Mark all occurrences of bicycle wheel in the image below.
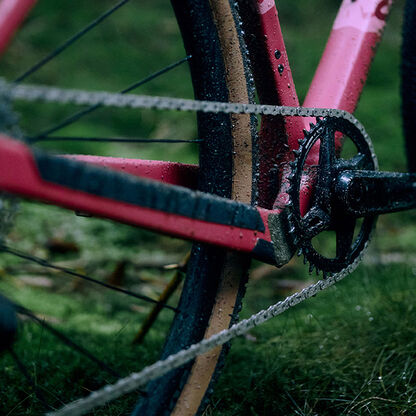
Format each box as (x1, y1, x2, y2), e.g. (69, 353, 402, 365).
(133, 1, 257, 415)
(0, 0, 257, 415)
(401, 0, 416, 173)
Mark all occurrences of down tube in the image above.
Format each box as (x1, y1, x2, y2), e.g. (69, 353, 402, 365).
(297, 0, 393, 213)
(304, 0, 393, 118)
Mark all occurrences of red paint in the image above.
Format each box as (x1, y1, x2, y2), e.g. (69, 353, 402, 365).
(255, 2, 306, 149)
(306, 0, 391, 119)
(251, 1, 309, 209)
(67, 155, 198, 189)
(256, 4, 299, 109)
(0, 0, 37, 56)
(254, 4, 305, 151)
(305, 30, 382, 120)
(302, 30, 381, 173)
(0, 135, 272, 254)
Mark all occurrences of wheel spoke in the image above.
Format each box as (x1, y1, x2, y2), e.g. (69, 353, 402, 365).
(0, 244, 178, 312)
(28, 136, 201, 144)
(15, 305, 121, 378)
(14, 0, 132, 83)
(29, 56, 191, 140)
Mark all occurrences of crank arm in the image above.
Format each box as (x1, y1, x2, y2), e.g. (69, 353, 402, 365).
(0, 135, 285, 264)
(335, 170, 416, 217)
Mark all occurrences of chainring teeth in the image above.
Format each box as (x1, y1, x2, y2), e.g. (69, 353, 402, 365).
(287, 116, 377, 278)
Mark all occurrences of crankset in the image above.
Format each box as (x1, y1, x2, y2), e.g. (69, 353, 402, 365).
(288, 116, 416, 276)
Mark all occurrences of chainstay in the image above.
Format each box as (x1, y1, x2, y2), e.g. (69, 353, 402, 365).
(0, 79, 376, 162)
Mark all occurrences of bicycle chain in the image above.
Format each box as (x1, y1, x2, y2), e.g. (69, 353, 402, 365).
(0, 78, 375, 144)
(0, 79, 377, 415)
(48, 250, 367, 416)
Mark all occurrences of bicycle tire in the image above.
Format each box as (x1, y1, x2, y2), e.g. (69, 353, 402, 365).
(132, 0, 258, 415)
(401, 0, 416, 172)
(0, 0, 256, 414)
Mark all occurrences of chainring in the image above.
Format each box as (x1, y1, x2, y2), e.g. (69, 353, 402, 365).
(288, 116, 378, 277)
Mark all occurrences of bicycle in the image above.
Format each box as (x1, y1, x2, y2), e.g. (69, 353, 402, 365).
(0, 0, 415, 415)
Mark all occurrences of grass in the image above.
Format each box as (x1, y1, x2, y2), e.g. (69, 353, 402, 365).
(0, 0, 415, 415)
(209, 263, 416, 415)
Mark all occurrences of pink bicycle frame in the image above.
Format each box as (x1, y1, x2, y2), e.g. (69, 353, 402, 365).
(0, 0, 393, 264)
(251, 0, 393, 210)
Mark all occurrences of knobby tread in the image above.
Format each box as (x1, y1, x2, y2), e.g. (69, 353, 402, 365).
(133, 0, 257, 415)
